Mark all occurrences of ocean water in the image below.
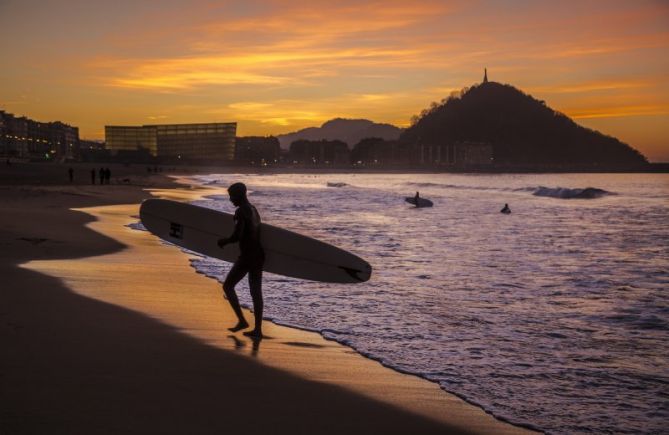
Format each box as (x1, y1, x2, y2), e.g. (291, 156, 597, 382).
(183, 173, 667, 434)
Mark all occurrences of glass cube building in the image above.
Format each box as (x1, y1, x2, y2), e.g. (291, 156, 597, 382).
(105, 122, 236, 160)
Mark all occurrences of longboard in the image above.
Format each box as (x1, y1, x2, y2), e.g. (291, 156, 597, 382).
(405, 197, 434, 207)
(139, 199, 372, 283)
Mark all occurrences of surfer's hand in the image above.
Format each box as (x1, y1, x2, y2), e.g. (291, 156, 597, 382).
(217, 238, 228, 248)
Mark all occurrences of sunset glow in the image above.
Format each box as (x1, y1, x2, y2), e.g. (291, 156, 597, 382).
(1, 0, 668, 160)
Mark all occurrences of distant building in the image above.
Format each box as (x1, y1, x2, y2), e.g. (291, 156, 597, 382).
(78, 139, 108, 162)
(351, 138, 407, 166)
(0, 110, 79, 160)
(289, 139, 349, 165)
(453, 141, 493, 165)
(105, 122, 236, 161)
(105, 126, 157, 156)
(49, 122, 79, 160)
(235, 136, 281, 165)
(79, 139, 106, 151)
(417, 141, 493, 166)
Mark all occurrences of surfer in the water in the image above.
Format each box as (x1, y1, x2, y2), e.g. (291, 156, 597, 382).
(217, 182, 265, 338)
(500, 203, 511, 214)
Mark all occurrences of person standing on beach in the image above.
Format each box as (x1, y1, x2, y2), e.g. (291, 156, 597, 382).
(99, 168, 105, 185)
(68, 167, 74, 183)
(217, 182, 265, 338)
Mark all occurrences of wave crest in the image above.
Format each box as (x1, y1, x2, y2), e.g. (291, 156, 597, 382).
(404, 182, 612, 199)
(531, 186, 612, 199)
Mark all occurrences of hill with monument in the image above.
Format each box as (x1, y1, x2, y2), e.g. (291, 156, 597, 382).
(400, 70, 648, 168)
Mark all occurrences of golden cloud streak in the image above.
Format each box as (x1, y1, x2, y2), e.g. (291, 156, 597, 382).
(567, 105, 669, 119)
(531, 80, 653, 94)
(96, 44, 433, 90)
(217, 88, 432, 132)
(112, 72, 287, 89)
(88, 1, 459, 91)
(203, 1, 451, 37)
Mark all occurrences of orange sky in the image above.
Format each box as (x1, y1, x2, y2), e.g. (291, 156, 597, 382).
(1, 0, 668, 161)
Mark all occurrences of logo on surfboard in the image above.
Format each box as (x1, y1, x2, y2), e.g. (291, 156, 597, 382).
(169, 222, 184, 239)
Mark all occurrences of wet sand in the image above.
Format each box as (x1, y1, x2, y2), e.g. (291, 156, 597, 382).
(0, 163, 534, 434)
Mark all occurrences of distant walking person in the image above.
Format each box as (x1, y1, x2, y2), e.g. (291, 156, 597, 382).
(68, 167, 74, 183)
(99, 168, 105, 185)
(217, 182, 265, 338)
(501, 203, 511, 214)
(105, 167, 111, 184)
(91, 169, 96, 185)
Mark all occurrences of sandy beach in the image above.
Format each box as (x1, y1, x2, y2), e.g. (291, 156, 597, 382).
(0, 162, 534, 434)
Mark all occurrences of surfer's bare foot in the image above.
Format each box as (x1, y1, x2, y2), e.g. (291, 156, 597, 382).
(243, 329, 263, 339)
(228, 320, 249, 332)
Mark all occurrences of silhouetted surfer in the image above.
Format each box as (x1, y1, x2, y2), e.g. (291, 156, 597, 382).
(218, 182, 265, 338)
(414, 191, 420, 207)
(500, 203, 511, 214)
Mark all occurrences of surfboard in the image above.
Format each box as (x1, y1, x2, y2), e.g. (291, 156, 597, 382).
(139, 199, 372, 283)
(405, 197, 433, 207)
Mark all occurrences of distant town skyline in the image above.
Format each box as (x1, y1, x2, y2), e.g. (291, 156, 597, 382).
(1, 0, 668, 161)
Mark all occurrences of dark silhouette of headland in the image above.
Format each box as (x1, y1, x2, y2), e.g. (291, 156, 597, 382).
(400, 70, 648, 170)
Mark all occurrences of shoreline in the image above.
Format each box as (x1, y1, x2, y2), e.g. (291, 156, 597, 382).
(1, 168, 535, 434)
(0, 161, 666, 182)
(150, 178, 532, 429)
(172, 177, 534, 430)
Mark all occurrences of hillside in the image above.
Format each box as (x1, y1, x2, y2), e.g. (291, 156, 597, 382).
(401, 82, 648, 167)
(277, 118, 402, 149)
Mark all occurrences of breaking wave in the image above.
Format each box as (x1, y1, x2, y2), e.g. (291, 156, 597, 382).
(530, 186, 612, 199)
(405, 182, 613, 199)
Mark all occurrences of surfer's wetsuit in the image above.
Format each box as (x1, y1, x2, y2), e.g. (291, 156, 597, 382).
(229, 203, 264, 260)
(222, 200, 265, 335)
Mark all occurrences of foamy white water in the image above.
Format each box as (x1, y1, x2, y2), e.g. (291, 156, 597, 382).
(174, 173, 667, 434)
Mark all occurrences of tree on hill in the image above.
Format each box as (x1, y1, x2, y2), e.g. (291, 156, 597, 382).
(401, 82, 647, 167)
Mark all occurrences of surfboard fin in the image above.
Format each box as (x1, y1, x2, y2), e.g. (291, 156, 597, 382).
(339, 265, 370, 282)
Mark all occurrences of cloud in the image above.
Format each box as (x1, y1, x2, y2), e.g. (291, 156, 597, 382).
(86, 0, 460, 91)
(567, 104, 669, 119)
(531, 79, 654, 94)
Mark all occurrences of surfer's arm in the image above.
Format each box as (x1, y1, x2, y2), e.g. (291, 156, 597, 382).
(227, 218, 245, 243)
(218, 212, 245, 247)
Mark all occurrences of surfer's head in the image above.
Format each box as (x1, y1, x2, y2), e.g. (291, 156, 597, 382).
(228, 182, 247, 206)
